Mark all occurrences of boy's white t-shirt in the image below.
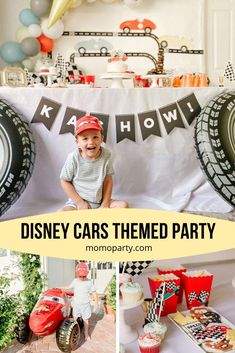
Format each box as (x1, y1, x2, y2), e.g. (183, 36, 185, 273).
(69, 278, 95, 306)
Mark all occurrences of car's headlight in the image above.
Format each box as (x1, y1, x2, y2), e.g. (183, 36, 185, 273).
(44, 321, 54, 328)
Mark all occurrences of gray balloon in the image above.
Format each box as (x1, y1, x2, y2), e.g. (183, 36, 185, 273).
(20, 37, 40, 56)
(30, 0, 52, 17)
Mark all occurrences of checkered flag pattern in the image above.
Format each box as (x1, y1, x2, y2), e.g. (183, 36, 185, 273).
(187, 325, 225, 344)
(147, 283, 164, 322)
(27, 73, 46, 86)
(165, 281, 175, 291)
(188, 291, 197, 303)
(65, 63, 83, 83)
(198, 290, 209, 303)
(55, 53, 68, 78)
(123, 261, 152, 277)
(224, 61, 235, 81)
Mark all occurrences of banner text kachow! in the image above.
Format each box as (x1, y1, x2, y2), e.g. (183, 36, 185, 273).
(20, 222, 216, 240)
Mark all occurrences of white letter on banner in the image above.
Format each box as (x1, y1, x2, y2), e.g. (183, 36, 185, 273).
(144, 118, 154, 129)
(40, 105, 53, 119)
(162, 109, 178, 123)
(120, 121, 131, 132)
(67, 115, 77, 126)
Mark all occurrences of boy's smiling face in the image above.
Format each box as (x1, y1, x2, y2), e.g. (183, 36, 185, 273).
(77, 129, 103, 160)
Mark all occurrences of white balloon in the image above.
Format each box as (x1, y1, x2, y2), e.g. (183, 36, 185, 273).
(41, 18, 64, 39)
(123, 0, 143, 7)
(71, 0, 83, 7)
(28, 24, 42, 38)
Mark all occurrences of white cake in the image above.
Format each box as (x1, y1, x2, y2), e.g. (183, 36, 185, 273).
(107, 49, 128, 73)
(107, 61, 128, 73)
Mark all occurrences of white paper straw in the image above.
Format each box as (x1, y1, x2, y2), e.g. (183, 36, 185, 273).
(157, 281, 166, 322)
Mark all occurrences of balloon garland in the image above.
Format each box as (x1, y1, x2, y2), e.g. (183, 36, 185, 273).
(0, 0, 144, 69)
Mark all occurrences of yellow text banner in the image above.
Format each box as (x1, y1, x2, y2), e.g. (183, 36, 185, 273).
(0, 209, 234, 261)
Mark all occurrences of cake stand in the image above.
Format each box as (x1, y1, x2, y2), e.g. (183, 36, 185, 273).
(99, 73, 134, 88)
(141, 74, 169, 88)
(119, 295, 144, 344)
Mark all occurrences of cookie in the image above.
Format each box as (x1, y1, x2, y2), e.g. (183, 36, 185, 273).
(202, 339, 233, 352)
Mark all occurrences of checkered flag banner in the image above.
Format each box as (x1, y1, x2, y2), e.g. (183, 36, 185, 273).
(188, 291, 197, 303)
(123, 261, 152, 277)
(147, 283, 165, 322)
(224, 61, 235, 81)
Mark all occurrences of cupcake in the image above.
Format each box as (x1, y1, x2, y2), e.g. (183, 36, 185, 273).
(138, 333, 161, 353)
(144, 322, 167, 340)
(120, 282, 143, 304)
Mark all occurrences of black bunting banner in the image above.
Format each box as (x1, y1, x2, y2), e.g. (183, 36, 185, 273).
(59, 107, 86, 135)
(90, 112, 109, 143)
(177, 93, 201, 125)
(138, 110, 161, 141)
(115, 114, 135, 143)
(31, 93, 202, 140)
(31, 97, 61, 130)
(159, 103, 185, 134)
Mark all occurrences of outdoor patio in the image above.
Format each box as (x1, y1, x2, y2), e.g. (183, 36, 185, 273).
(2, 312, 115, 353)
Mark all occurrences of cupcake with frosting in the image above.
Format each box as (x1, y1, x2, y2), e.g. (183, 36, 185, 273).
(144, 322, 167, 340)
(120, 282, 143, 304)
(138, 333, 161, 353)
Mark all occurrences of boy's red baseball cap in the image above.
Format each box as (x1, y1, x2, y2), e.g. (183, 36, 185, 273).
(76, 262, 89, 277)
(75, 115, 102, 136)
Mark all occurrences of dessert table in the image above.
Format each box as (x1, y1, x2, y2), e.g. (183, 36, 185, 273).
(0, 86, 233, 219)
(122, 259, 235, 353)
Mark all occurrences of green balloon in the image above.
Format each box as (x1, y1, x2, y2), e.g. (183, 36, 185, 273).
(30, 0, 52, 17)
(16, 26, 30, 43)
(22, 58, 35, 71)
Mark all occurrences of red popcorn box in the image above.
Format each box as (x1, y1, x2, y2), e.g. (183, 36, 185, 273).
(182, 270, 213, 309)
(157, 266, 187, 303)
(148, 274, 180, 316)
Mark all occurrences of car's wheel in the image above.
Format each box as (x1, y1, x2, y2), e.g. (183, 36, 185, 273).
(160, 40, 168, 48)
(123, 27, 130, 33)
(145, 27, 152, 33)
(195, 91, 235, 207)
(180, 45, 188, 52)
(100, 47, 108, 54)
(16, 314, 31, 344)
(56, 318, 81, 353)
(78, 47, 86, 54)
(0, 100, 36, 216)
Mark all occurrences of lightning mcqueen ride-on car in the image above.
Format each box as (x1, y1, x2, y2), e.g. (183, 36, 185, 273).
(16, 288, 83, 353)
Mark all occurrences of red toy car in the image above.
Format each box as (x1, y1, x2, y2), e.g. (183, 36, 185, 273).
(17, 288, 82, 353)
(120, 18, 156, 33)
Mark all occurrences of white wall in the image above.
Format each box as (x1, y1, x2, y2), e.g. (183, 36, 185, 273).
(0, 0, 205, 75)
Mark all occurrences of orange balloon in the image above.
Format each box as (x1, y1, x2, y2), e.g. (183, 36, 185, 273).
(37, 34, 54, 52)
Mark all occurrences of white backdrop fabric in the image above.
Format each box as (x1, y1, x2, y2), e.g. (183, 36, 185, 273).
(0, 86, 233, 219)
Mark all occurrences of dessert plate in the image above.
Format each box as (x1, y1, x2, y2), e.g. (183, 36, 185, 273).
(168, 306, 235, 353)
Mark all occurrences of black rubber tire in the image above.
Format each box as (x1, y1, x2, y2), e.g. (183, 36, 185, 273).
(160, 40, 168, 48)
(15, 314, 31, 344)
(195, 91, 235, 207)
(145, 27, 152, 33)
(56, 318, 81, 353)
(0, 99, 35, 216)
(180, 45, 188, 52)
